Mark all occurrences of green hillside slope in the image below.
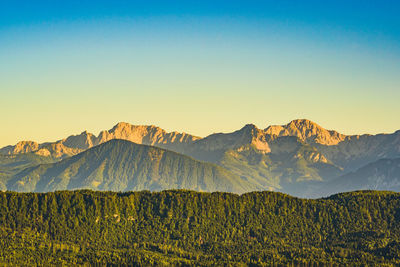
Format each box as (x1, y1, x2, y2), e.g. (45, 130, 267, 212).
(7, 140, 257, 194)
(0, 153, 56, 190)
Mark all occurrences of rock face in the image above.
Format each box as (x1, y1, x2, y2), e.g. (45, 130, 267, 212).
(34, 143, 83, 158)
(191, 124, 271, 154)
(0, 122, 200, 159)
(7, 140, 258, 194)
(1, 119, 400, 197)
(63, 131, 98, 150)
(265, 119, 346, 145)
(0, 141, 39, 155)
(97, 122, 200, 152)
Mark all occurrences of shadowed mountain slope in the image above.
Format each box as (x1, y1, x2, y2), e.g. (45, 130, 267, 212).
(320, 158, 400, 197)
(7, 140, 258, 194)
(2, 120, 400, 197)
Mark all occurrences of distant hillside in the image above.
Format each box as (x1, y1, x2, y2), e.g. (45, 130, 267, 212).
(0, 153, 56, 191)
(183, 120, 400, 196)
(320, 158, 400, 196)
(1, 119, 400, 197)
(183, 124, 343, 196)
(1, 190, 400, 265)
(7, 140, 257, 194)
(315, 131, 400, 171)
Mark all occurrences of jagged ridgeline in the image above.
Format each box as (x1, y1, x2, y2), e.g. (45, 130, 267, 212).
(7, 140, 258, 193)
(2, 119, 400, 197)
(0, 190, 399, 265)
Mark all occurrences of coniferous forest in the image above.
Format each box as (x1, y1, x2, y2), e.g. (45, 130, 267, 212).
(1, 190, 400, 265)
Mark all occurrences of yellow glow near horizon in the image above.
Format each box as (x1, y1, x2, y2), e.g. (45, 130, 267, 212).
(1, 18, 399, 147)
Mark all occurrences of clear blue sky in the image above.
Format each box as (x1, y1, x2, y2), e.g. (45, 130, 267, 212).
(0, 1, 399, 146)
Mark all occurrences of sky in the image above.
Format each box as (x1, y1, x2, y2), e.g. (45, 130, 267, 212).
(0, 0, 399, 147)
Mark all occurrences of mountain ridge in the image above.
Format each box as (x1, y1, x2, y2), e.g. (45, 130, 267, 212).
(320, 157, 400, 197)
(0, 122, 200, 159)
(1, 119, 399, 197)
(265, 119, 347, 145)
(7, 139, 258, 194)
(3, 119, 398, 159)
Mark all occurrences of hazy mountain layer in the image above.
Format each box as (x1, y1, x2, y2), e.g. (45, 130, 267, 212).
(1, 119, 399, 196)
(316, 131, 400, 171)
(7, 140, 258, 194)
(320, 158, 400, 196)
(0, 153, 55, 191)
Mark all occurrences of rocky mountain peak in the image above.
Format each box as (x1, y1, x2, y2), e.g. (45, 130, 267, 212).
(240, 123, 258, 131)
(265, 119, 346, 145)
(110, 122, 164, 136)
(287, 118, 320, 128)
(80, 130, 93, 136)
(0, 141, 39, 155)
(196, 124, 271, 153)
(95, 122, 199, 150)
(63, 130, 97, 150)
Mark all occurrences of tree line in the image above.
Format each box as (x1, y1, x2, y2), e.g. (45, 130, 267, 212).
(0, 189, 399, 265)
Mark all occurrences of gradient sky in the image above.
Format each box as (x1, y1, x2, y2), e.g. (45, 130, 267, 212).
(0, 1, 399, 147)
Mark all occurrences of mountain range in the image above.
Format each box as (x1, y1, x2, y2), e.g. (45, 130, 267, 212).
(1, 119, 399, 197)
(6, 140, 257, 193)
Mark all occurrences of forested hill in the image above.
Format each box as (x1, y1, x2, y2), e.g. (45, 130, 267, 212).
(1, 190, 400, 265)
